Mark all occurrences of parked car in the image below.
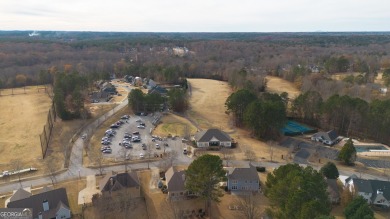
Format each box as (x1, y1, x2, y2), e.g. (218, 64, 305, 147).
(139, 122, 146, 126)
(137, 125, 145, 129)
(136, 119, 142, 123)
(121, 115, 130, 119)
(102, 148, 112, 153)
(156, 144, 161, 149)
(183, 148, 188, 154)
(132, 131, 140, 135)
(110, 124, 119, 128)
(132, 139, 141, 143)
(140, 153, 144, 158)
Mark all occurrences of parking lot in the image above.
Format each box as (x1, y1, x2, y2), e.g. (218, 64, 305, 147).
(100, 113, 191, 162)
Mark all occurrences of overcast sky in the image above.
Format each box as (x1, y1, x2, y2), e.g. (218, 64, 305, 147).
(0, 0, 389, 32)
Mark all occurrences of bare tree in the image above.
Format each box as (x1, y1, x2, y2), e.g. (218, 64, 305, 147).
(158, 150, 178, 173)
(10, 159, 24, 185)
(221, 148, 235, 167)
(118, 147, 131, 172)
(235, 193, 262, 219)
(160, 198, 182, 219)
(91, 150, 105, 175)
(267, 141, 275, 162)
(44, 156, 58, 185)
(244, 149, 256, 164)
(183, 124, 191, 140)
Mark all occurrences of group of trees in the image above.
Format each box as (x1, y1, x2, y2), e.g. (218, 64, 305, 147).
(292, 91, 390, 145)
(127, 89, 165, 112)
(53, 71, 88, 120)
(127, 87, 188, 113)
(225, 89, 287, 139)
(265, 163, 332, 219)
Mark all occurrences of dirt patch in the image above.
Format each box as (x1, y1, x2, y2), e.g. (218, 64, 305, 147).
(0, 86, 51, 171)
(265, 76, 301, 99)
(152, 113, 198, 137)
(187, 78, 233, 132)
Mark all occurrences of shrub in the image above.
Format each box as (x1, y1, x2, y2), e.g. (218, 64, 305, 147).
(256, 166, 266, 172)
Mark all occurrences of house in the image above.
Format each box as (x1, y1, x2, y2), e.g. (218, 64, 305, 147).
(5, 187, 32, 207)
(91, 91, 112, 102)
(226, 164, 260, 192)
(194, 129, 232, 148)
(348, 178, 390, 208)
(148, 85, 168, 96)
(99, 171, 141, 198)
(165, 166, 192, 199)
(311, 130, 340, 146)
(326, 179, 340, 204)
(7, 188, 71, 219)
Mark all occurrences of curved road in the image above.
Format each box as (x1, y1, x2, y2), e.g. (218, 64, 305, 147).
(1, 93, 389, 193)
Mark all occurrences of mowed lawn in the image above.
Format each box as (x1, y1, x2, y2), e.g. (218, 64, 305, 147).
(0, 87, 51, 166)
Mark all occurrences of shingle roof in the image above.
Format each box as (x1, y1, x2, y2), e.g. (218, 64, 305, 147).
(194, 129, 231, 143)
(312, 130, 338, 142)
(100, 171, 140, 193)
(353, 178, 373, 193)
(228, 164, 259, 182)
(353, 178, 390, 202)
(9, 188, 31, 202)
(165, 167, 186, 192)
(7, 188, 69, 219)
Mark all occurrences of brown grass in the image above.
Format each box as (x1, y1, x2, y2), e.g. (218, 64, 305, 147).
(187, 78, 233, 132)
(152, 113, 198, 137)
(265, 76, 301, 99)
(0, 86, 51, 170)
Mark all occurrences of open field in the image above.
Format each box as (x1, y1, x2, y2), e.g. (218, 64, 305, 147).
(187, 78, 233, 132)
(265, 76, 301, 99)
(0, 86, 51, 171)
(152, 113, 198, 137)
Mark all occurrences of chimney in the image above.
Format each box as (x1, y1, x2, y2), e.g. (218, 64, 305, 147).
(110, 177, 114, 187)
(38, 212, 42, 219)
(43, 200, 49, 211)
(182, 173, 186, 181)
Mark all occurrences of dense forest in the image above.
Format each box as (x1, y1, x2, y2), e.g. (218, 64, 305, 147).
(1, 31, 390, 143)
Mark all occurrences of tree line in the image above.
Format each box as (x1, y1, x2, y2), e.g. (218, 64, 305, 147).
(292, 91, 390, 144)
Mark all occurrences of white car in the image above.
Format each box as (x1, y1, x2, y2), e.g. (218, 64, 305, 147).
(155, 144, 161, 149)
(140, 153, 144, 158)
(137, 125, 145, 129)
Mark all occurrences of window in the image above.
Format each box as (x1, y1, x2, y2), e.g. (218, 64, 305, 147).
(231, 185, 238, 190)
(232, 180, 238, 184)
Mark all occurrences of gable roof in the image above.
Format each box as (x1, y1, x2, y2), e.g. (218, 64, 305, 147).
(353, 178, 373, 193)
(165, 166, 186, 192)
(353, 178, 390, 202)
(313, 130, 338, 142)
(228, 164, 259, 182)
(100, 171, 140, 193)
(7, 188, 69, 219)
(194, 129, 231, 143)
(9, 188, 31, 202)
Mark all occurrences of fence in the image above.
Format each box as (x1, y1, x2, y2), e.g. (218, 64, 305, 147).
(39, 102, 56, 159)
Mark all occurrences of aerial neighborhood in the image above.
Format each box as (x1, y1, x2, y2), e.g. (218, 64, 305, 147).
(1, 31, 390, 219)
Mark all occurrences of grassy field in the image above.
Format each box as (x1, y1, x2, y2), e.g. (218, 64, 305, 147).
(265, 76, 301, 99)
(0, 86, 52, 170)
(152, 113, 197, 137)
(187, 78, 233, 132)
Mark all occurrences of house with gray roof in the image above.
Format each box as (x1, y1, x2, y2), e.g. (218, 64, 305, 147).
(99, 171, 141, 197)
(311, 130, 340, 146)
(7, 188, 70, 219)
(348, 178, 390, 207)
(165, 166, 192, 199)
(226, 164, 260, 192)
(194, 129, 232, 148)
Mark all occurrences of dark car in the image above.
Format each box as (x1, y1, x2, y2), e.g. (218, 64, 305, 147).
(132, 139, 141, 143)
(132, 131, 140, 135)
(110, 124, 119, 128)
